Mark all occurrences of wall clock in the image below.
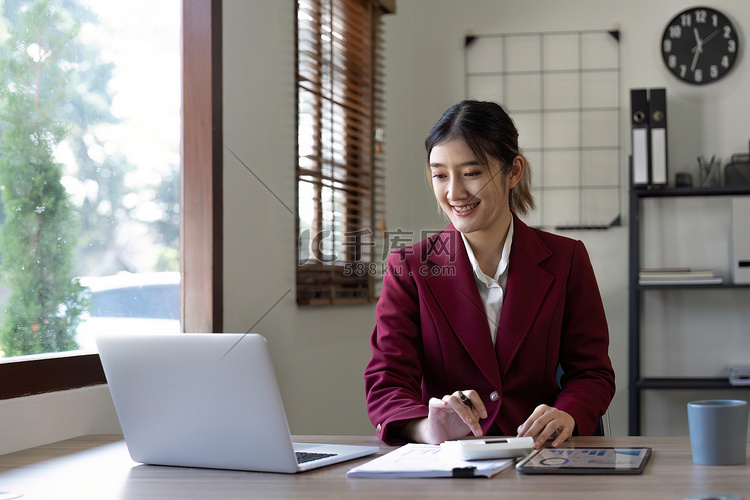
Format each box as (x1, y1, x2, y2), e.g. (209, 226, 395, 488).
(661, 6, 739, 85)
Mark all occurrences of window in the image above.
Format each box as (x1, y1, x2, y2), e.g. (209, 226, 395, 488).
(0, 0, 179, 359)
(296, 0, 394, 305)
(0, 0, 222, 399)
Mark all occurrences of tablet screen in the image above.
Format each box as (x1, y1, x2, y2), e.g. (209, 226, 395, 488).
(516, 447, 652, 475)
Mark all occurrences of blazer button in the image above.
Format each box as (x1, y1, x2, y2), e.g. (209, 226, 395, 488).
(376, 423, 382, 434)
(490, 391, 500, 402)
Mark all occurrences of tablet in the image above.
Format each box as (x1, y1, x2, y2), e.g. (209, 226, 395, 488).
(515, 447, 652, 475)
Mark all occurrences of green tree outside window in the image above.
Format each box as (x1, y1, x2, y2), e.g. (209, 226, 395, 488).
(0, 0, 87, 355)
(0, 0, 180, 357)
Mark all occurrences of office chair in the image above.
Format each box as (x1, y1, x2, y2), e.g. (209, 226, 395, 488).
(595, 410, 611, 437)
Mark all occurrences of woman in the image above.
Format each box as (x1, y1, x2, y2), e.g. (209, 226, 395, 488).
(364, 100, 615, 448)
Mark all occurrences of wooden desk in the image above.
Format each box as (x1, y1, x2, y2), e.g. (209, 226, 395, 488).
(0, 435, 749, 499)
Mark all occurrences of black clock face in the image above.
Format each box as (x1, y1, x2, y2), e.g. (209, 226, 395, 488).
(661, 7, 739, 85)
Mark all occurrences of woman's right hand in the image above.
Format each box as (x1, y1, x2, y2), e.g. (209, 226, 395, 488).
(403, 390, 487, 444)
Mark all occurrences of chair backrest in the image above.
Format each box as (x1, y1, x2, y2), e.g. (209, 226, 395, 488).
(594, 411, 611, 436)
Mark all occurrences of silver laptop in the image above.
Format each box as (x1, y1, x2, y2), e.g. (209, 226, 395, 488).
(96, 332, 378, 473)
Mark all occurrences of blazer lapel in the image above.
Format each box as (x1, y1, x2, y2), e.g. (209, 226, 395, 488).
(424, 225, 502, 390)
(496, 219, 554, 377)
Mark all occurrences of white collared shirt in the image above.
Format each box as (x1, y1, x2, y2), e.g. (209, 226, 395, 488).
(460, 218, 514, 345)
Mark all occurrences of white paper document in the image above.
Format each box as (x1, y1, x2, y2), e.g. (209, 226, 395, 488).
(346, 443, 514, 479)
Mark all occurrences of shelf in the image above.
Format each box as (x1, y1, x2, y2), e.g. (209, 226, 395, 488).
(636, 377, 738, 390)
(636, 283, 750, 290)
(633, 186, 750, 198)
(628, 183, 750, 435)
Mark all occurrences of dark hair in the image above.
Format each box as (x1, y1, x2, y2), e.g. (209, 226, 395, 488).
(425, 100, 534, 216)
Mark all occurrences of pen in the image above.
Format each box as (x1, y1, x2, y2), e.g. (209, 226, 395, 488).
(457, 391, 474, 409)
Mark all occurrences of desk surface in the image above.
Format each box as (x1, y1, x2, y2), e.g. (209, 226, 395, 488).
(0, 435, 749, 499)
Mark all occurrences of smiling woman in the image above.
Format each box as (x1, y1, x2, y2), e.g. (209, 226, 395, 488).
(364, 100, 615, 448)
(428, 139, 523, 255)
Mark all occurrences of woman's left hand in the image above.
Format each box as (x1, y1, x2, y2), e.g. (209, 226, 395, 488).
(516, 404, 575, 449)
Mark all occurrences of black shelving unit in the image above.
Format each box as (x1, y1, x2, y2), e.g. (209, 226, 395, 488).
(628, 185, 750, 435)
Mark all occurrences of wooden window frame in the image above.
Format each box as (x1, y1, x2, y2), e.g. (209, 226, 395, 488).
(0, 0, 223, 401)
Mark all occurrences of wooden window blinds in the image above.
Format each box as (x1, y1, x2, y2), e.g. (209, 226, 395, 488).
(296, 0, 394, 305)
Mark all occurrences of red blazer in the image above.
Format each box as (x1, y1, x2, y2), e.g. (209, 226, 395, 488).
(364, 218, 615, 445)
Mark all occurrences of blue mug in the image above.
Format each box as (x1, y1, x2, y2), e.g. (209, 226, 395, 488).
(688, 400, 748, 465)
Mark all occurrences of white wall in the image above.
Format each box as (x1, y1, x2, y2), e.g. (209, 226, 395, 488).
(0, 385, 120, 455)
(4, 0, 750, 456)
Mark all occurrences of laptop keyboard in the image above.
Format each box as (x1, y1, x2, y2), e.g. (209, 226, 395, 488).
(296, 451, 337, 464)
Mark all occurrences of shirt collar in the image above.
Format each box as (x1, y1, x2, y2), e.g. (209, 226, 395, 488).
(460, 216, 514, 287)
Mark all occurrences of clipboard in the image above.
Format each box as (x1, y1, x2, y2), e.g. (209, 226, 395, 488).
(346, 443, 514, 478)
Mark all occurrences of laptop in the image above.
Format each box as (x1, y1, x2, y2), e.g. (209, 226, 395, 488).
(96, 332, 379, 473)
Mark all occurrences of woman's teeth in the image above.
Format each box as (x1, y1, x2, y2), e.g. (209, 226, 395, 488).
(454, 202, 478, 213)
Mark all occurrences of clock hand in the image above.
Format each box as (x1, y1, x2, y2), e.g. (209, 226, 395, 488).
(691, 27, 703, 72)
(701, 29, 720, 46)
(691, 50, 701, 72)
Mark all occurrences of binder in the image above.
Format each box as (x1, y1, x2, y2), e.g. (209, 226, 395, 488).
(630, 89, 649, 186)
(649, 88, 668, 186)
